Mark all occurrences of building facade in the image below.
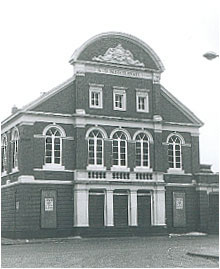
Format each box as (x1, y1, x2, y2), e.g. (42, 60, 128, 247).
(1, 32, 219, 238)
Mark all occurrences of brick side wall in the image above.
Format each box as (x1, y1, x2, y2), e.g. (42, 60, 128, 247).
(33, 83, 75, 114)
(1, 186, 16, 233)
(197, 191, 209, 232)
(161, 94, 194, 124)
(1, 184, 74, 238)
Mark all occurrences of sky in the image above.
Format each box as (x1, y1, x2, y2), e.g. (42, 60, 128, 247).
(0, 0, 219, 171)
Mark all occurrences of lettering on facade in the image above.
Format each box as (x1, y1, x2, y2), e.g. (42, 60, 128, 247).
(86, 65, 152, 79)
(45, 197, 54, 211)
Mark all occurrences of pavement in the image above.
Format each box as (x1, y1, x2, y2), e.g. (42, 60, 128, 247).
(1, 233, 219, 260)
(2, 235, 219, 268)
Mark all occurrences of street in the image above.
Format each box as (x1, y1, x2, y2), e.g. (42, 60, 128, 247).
(1, 235, 219, 268)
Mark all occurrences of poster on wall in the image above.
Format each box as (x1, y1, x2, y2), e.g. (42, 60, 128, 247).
(45, 197, 54, 211)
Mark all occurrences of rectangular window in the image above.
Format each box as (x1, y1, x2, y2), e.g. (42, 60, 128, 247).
(113, 88, 126, 111)
(136, 89, 149, 113)
(89, 85, 103, 109)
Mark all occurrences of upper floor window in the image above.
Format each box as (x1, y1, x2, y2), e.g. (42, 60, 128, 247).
(12, 128, 19, 170)
(89, 84, 103, 109)
(136, 89, 149, 113)
(1, 135, 7, 173)
(113, 88, 126, 111)
(88, 129, 104, 166)
(135, 133, 150, 168)
(43, 126, 65, 166)
(112, 131, 128, 167)
(167, 135, 182, 169)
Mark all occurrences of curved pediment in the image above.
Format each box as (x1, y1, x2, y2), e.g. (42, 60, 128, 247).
(69, 32, 165, 72)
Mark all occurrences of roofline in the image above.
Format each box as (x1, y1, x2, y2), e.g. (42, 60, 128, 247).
(69, 32, 165, 72)
(1, 76, 75, 127)
(161, 85, 204, 127)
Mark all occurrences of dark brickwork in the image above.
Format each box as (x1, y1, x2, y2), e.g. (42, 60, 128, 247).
(1, 183, 74, 239)
(165, 186, 198, 233)
(33, 83, 75, 114)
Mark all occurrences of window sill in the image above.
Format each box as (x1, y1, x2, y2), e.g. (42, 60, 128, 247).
(167, 168, 185, 174)
(1, 171, 7, 177)
(42, 164, 65, 171)
(111, 166, 130, 172)
(87, 165, 106, 171)
(134, 167, 153, 172)
(11, 168, 19, 174)
(89, 106, 103, 109)
(136, 110, 149, 113)
(113, 107, 126, 111)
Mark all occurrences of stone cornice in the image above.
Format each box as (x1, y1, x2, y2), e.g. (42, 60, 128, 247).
(1, 110, 201, 135)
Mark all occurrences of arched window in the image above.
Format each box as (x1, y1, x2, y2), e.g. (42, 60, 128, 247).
(135, 133, 150, 168)
(45, 127, 63, 165)
(168, 135, 182, 169)
(1, 135, 7, 173)
(12, 129, 19, 170)
(112, 131, 128, 167)
(88, 130, 104, 166)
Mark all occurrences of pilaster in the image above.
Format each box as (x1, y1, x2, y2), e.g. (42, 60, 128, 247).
(73, 188, 89, 227)
(105, 190, 114, 226)
(152, 186, 166, 226)
(130, 190, 138, 226)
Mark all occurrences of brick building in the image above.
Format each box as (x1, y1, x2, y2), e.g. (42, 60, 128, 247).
(1, 32, 219, 238)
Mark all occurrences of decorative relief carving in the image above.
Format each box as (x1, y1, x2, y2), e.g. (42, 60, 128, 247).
(92, 44, 145, 67)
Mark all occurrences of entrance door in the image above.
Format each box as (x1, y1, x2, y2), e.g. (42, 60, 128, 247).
(89, 191, 105, 227)
(41, 190, 57, 228)
(113, 192, 128, 227)
(137, 192, 151, 227)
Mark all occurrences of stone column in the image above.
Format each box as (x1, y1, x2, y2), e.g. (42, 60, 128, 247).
(73, 187, 89, 227)
(130, 190, 137, 226)
(152, 186, 166, 226)
(105, 190, 114, 226)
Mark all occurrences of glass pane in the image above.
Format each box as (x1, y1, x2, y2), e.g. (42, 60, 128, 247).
(55, 151, 60, 157)
(97, 159, 102, 165)
(55, 158, 60, 164)
(46, 157, 52, 163)
(46, 137, 52, 143)
(46, 150, 52, 156)
(54, 138, 60, 143)
(54, 144, 60, 150)
(46, 144, 52, 150)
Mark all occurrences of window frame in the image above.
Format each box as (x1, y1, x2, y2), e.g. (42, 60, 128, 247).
(11, 128, 19, 172)
(1, 135, 8, 175)
(113, 88, 126, 111)
(167, 134, 184, 172)
(111, 130, 129, 169)
(135, 133, 150, 169)
(42, 125, 65, 170)
(89, 85, 103, 109)
(136, 89, 149, 113)
(87, 130, 104, 168)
